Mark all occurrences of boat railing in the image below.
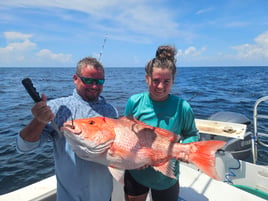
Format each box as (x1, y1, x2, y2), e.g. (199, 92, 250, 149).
(252, 96, 268, 164)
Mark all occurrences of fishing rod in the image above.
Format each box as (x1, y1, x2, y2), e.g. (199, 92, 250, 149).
(21, 78, 62, 134)
(98, 34, 107, 62)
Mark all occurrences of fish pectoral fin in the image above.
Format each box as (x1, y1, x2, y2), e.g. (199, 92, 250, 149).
(109, 145, 133, 158)
(107, 145, 138, 169)
(153, 160, 177, 179)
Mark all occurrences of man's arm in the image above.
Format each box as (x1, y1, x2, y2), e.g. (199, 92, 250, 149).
(19, 118, 47, 142)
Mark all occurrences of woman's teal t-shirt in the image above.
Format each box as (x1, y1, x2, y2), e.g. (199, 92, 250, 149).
(124, 92, 199, 190)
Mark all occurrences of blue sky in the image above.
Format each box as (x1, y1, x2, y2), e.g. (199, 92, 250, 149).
(0, 0, 268, 67)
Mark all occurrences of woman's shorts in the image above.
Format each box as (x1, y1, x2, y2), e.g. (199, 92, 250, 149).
(124, 170, 179, 201)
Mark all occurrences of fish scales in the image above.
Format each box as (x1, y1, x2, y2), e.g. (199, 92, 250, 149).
(61, 116, 225, 180)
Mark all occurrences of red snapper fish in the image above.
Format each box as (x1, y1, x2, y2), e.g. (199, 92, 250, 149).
(61, 116, 225, 180)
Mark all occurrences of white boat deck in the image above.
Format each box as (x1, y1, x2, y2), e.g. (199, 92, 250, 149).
(1, 162, 267, 201)
(179, 164, 268, 201)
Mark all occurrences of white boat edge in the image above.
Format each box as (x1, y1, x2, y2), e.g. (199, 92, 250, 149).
(1, 162, 267, 201)
(0, 175, 57, 201)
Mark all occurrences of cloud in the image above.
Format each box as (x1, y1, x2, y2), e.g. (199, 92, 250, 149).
(36, 49, 72, 63)
(4, 31, 33, 41)
(2, 32, 35, 50)
(232, 31, 268, 59)
(1, 1, 266, 67)
(177, 31, 268, 66)
(0, 31, 72, 67)
(0, 0, 180, 42)
(0, 32, 36, 65)
(195, 7, 213, 15)
(177, 46, 207, 57)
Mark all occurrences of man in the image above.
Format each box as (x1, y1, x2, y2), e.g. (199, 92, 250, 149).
(17, 57, 118, 201)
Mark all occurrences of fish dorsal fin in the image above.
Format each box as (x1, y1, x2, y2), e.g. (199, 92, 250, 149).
(123, 116, 179, 142)
(154, 127, 179, 142)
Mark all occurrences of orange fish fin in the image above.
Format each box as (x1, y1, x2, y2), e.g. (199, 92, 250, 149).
(154, 127, 179, 142)
(188, 140, 225, 180)
(123, 116, 155, 129)
(122, 116, 178, 142)
(153, 160, 177, 179)
(108, 167, 125, 184)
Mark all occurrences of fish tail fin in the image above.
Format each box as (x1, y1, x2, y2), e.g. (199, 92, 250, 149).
(185, 140, 225, 180)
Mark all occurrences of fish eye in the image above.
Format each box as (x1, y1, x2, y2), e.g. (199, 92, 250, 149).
(88, 120, 95, 125)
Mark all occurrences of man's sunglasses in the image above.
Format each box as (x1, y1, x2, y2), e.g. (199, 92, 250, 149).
(77, 74, 105, 85)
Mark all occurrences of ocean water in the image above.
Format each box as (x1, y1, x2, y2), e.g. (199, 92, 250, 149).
(0, 66, 268, 195)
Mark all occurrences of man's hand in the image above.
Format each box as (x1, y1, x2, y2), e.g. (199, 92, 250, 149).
(32, 94, 54, 124)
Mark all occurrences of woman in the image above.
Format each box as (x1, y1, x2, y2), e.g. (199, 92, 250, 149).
(123, 45, 199, 201)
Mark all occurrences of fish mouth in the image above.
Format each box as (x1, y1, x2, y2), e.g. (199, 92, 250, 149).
(61, 123, 82, 135)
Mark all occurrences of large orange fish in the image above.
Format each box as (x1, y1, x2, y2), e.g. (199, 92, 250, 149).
(61, 116, 225, 180)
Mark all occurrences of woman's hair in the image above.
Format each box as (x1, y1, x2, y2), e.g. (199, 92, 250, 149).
(155, 45, 177, 63)
(145, 45, 177, 79)
(76, 57, 104, 75)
